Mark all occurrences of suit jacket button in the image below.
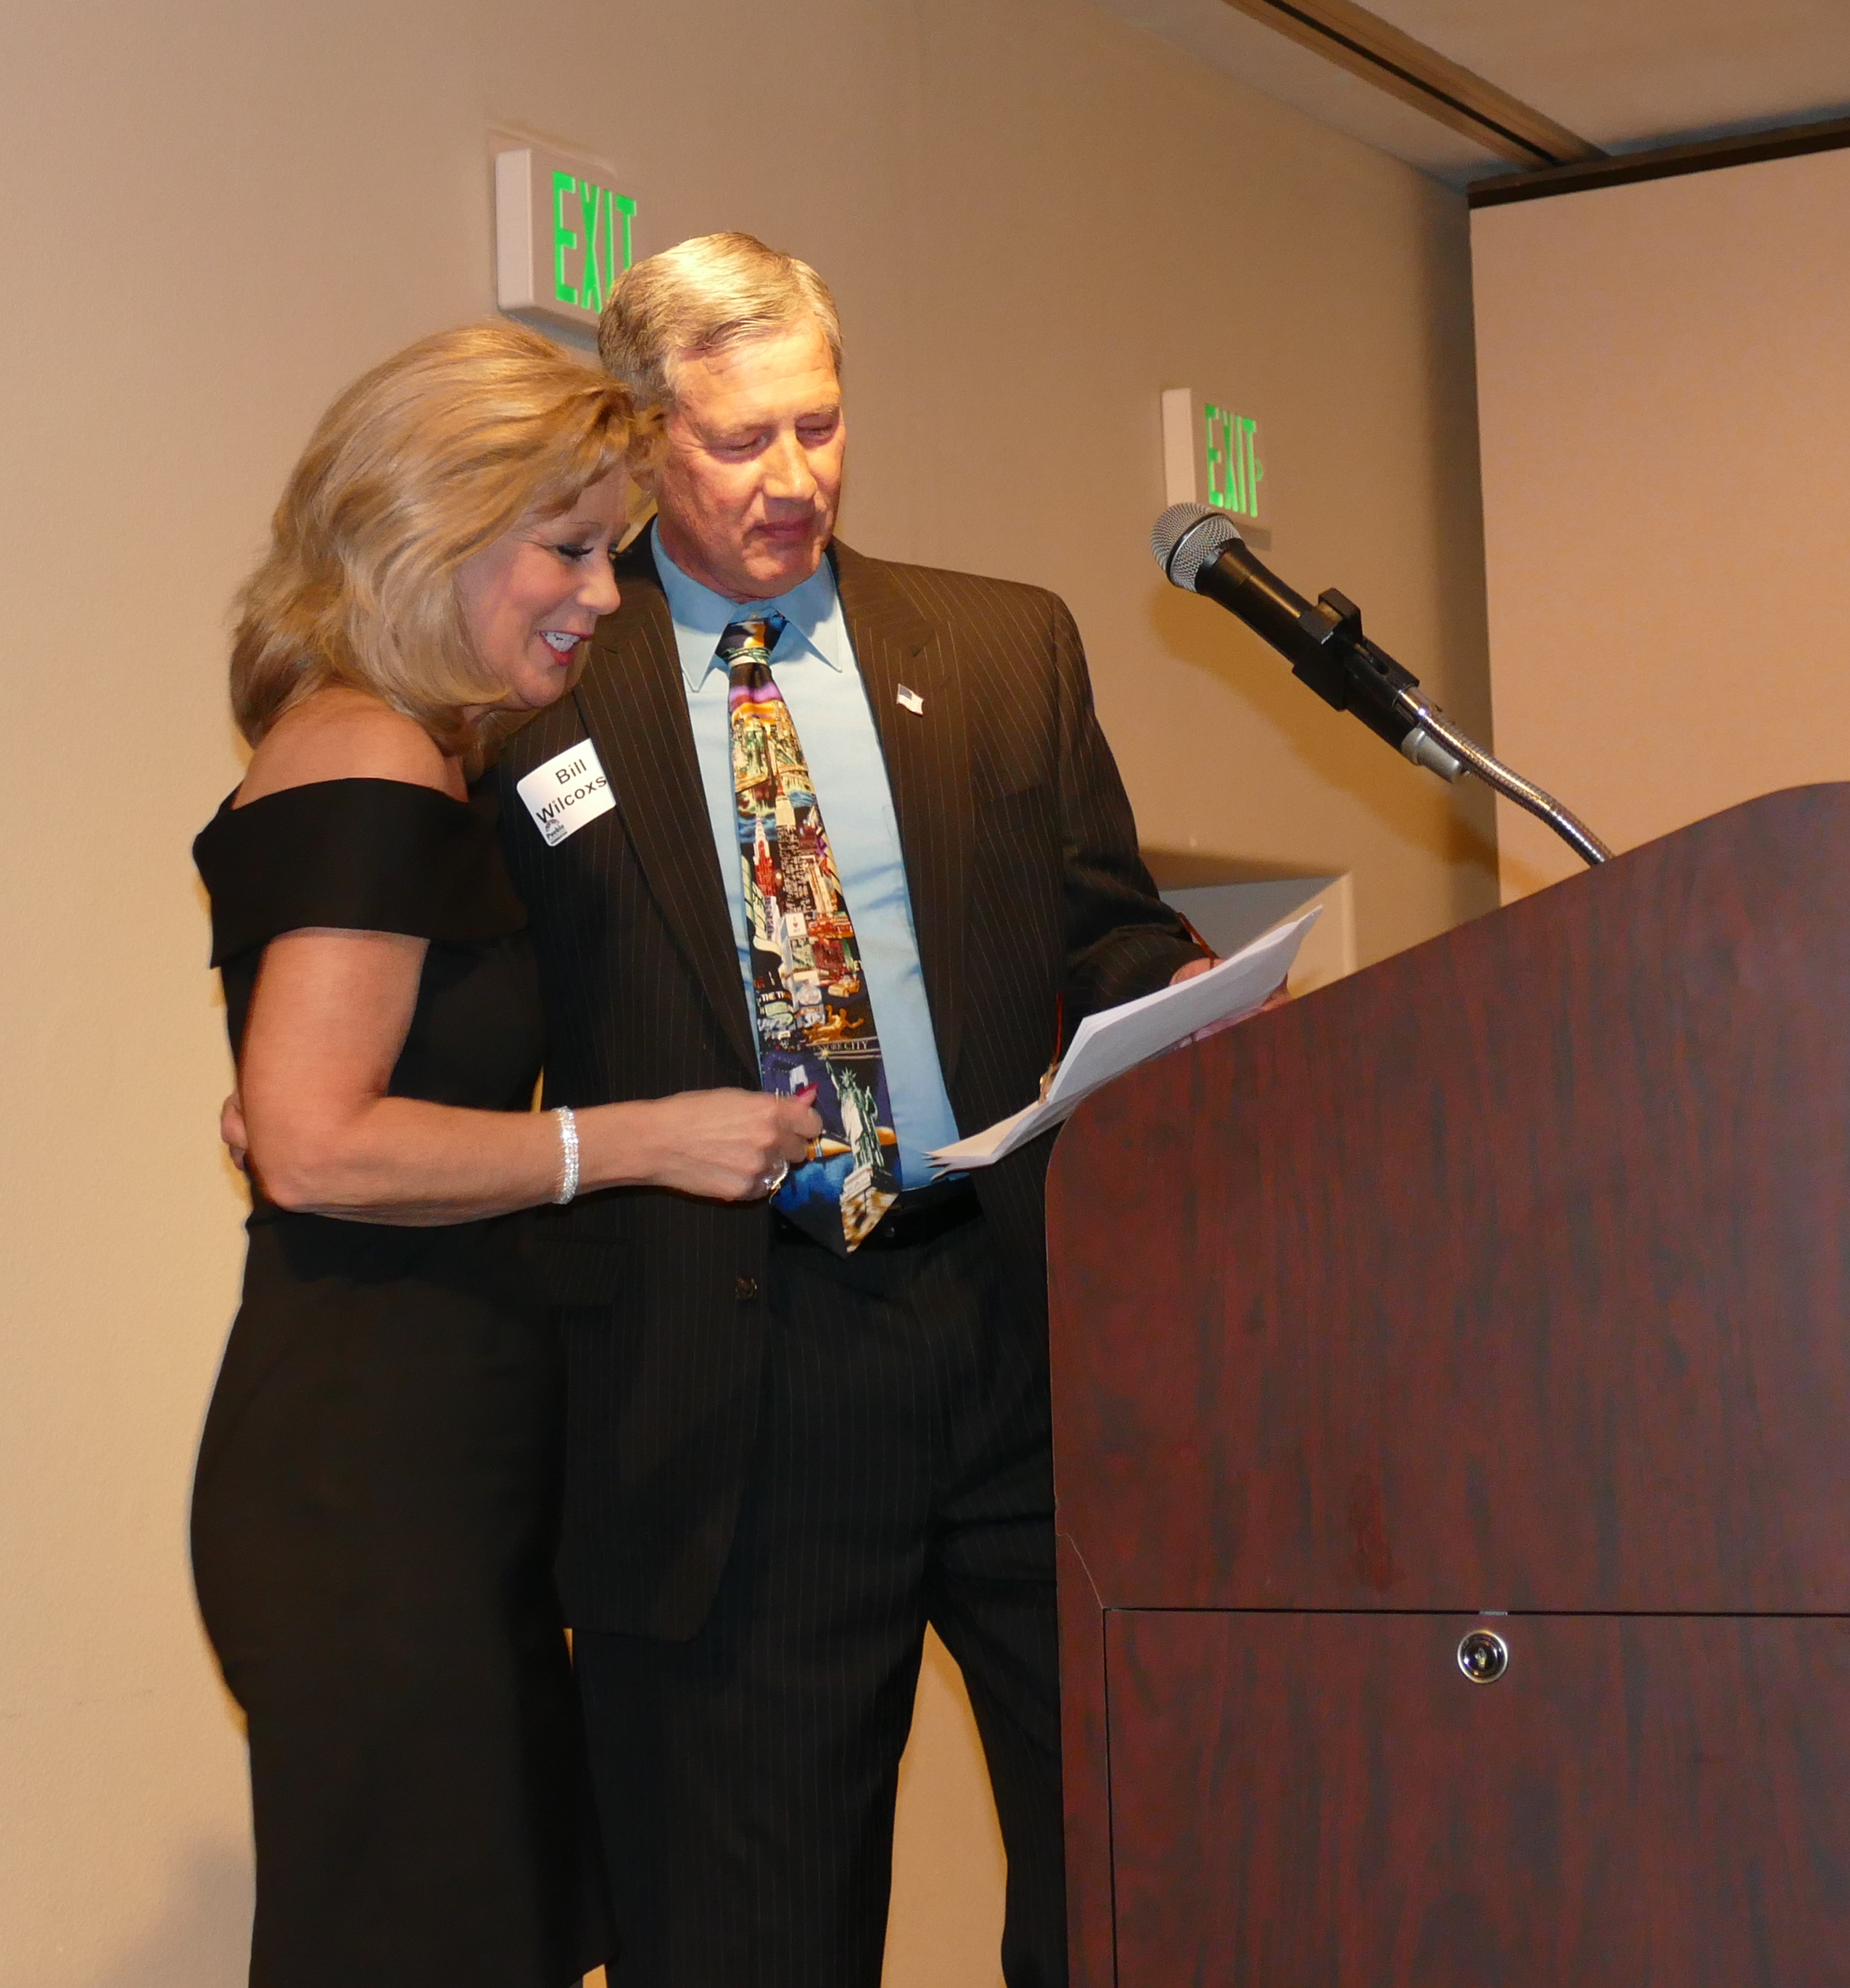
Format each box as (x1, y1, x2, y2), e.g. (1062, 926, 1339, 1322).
(735, 1275, 759, 1301)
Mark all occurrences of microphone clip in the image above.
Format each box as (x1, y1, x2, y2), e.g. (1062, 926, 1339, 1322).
(1291, 592, 1357, 711)
(1292, 589, 1424, 755)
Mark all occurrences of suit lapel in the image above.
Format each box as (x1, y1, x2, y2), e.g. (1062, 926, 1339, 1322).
(574, 538, 761, 1080)
(831, 541, 972, 1085)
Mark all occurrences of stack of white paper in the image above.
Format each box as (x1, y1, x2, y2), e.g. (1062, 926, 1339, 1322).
(926, 908, 1319, 1170)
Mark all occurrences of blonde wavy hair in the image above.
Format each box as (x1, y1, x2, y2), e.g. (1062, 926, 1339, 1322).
(231, 322, 634, 761)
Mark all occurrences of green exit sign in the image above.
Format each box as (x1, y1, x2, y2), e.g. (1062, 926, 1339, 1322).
(1162, 387, 1268, 533)
(495, 142, 637, 330)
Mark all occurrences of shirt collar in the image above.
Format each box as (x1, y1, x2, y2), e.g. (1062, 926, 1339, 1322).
(651, 523, 847, 692)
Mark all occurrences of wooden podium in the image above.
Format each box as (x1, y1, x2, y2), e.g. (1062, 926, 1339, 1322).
(1047, 786, 1850, 1986)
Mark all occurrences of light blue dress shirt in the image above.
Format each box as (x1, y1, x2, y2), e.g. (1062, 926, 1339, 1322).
(652, 529, 960, 1190)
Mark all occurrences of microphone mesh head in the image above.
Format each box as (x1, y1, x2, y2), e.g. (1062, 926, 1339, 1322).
(1151, 502, 1244, 591)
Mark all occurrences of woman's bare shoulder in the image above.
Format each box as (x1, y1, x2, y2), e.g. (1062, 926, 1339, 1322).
(236, 689, 458, 807)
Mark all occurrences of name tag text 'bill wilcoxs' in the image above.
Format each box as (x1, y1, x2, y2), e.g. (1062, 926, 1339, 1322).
(516, 739, 616, 847)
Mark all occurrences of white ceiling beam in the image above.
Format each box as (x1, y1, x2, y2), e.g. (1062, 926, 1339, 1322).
(1215, 0, 1606, 167)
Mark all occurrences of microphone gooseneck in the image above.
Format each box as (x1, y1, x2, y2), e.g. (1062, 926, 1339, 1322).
(1151, 503, 1612, 869)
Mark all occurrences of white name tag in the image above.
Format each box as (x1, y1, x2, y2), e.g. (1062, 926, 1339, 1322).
(516, 739, 615, 847)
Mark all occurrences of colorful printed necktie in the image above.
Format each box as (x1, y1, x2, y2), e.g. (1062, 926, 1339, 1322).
(724, 616, 901, 1253)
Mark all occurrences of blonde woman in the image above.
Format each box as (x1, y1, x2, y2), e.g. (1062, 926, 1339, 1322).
(191, 324, 819, 1988)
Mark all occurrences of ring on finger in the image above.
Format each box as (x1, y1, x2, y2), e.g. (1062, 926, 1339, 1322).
(761, 1159, 790, 1194)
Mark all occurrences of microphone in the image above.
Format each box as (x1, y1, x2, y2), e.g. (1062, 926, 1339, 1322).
(1152, 502, 1461, 779)
(1150, 502, 1614, 868)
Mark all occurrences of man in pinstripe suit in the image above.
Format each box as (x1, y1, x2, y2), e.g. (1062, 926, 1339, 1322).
(497, 234, 1209, 1987)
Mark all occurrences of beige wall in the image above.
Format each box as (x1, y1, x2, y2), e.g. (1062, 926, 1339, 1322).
(1473, 147, 1850, 900)
(0, 1, 1492, 1980)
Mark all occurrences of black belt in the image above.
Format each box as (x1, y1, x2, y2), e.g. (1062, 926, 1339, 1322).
(770, 1179, 981, 1253)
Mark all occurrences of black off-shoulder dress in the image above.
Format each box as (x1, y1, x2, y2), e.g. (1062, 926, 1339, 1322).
(191, 778, 611, 1988)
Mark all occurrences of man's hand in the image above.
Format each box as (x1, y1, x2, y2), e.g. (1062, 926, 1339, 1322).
(220, 1090, 249, 1173)
(1170, 956, 1292, 1046)
(1171, 956, 1291, 1006)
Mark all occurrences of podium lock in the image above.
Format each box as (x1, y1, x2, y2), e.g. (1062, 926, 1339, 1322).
(1457, 1629, 1511, 1684)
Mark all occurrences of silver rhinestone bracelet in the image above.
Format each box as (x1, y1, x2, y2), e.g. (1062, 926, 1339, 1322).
(552, 1105, 580, 1205)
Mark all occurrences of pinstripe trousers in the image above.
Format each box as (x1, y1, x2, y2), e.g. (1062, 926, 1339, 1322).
(574, 1217, 1067, 1988)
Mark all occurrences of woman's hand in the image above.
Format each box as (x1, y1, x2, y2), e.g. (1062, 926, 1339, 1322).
(597, 1087, 822, 1203)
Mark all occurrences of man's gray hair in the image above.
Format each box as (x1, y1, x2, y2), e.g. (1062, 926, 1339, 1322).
(598, 232, 843, 413)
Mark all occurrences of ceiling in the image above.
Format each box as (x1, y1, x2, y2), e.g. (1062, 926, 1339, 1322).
(1089, 0, 1850, 183)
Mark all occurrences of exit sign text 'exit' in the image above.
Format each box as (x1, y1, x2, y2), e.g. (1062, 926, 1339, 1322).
(1163, 386, 1268, 531)
(495, 143, 637, 331)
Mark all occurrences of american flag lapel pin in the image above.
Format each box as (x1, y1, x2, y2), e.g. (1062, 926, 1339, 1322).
(897, 685, 924, 715)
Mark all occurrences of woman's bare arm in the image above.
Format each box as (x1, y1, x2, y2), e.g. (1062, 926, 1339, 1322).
(239, 928, 816, 1223)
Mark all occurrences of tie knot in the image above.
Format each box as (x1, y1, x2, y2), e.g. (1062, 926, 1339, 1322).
(718, 614, 786, 676)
